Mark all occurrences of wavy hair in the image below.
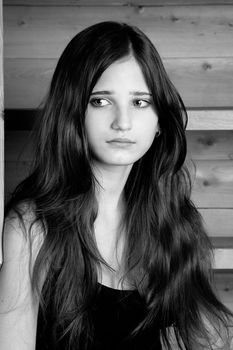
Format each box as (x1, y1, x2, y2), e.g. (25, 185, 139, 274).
(6, 21, 232, 349)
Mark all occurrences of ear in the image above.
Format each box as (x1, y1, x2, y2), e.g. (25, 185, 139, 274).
(155, 128, 161, 137)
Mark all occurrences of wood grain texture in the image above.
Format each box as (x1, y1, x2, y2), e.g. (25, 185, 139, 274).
(4, 58, 233, 109)
(4, 0, 233, 6)
(191, 160, 233, 208)
(211, 237, 233, 248)
(199, 209, 233, 237)
(187, 110, 233, 130)
(186, 130, 233, 160)
(213, 273, 233, 310)
(4, 6, 233, 59)
(214, 249, 233, 269)
(4, 59, 55, 109)
(164, 58, 233, 109)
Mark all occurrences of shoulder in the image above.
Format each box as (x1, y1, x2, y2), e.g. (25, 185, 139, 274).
(0, 202, 44, 349)
(1, 201, 45, 293)
(3, 201, 44, 267)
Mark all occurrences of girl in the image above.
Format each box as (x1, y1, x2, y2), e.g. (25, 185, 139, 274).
(1, 21, 232, 350)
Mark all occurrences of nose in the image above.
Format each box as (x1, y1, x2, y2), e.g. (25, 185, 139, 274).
(111, 105, 132, 131)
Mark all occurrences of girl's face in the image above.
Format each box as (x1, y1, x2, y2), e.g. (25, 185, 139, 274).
(85, 56, 159, 169)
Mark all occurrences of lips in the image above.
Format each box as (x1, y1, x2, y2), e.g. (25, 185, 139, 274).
(107, 138, 135, 144)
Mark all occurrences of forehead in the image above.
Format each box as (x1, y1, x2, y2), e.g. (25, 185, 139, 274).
(92, 56, 149, 92)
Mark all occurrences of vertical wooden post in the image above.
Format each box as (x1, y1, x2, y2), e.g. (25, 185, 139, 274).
(0, 0, 3, 265)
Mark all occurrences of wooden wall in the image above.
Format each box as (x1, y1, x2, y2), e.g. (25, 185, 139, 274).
(3, 0, 233, 307)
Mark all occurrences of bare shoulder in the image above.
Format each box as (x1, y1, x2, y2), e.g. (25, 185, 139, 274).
(0, 202, 45, 350)
(4, 202, 45, 260)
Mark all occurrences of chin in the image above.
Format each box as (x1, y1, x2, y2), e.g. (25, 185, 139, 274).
(103, 157, 140, 167)
(92, 152, 145, 168)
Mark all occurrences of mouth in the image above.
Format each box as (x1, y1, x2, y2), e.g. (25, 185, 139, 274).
(107, 138, 135, 144)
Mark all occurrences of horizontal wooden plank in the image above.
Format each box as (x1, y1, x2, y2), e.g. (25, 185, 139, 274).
(165, 58, 233, 109)
(186, 130, 233, 160)
(211, 237, 233, 249)
(4, 0, 233, 6)
(4, 6, 233, 59)
(191, 160, 233, 208)
(199, 209, 233, 237)
(4, 57, 233, 109)
(4, 59, 55, 109)
(187, 110, 233, 130)
(214, 273, 233, 290)
(214, 249, 233, 269)
(5, 130, 233, 161)
(213, 273, 233, 310)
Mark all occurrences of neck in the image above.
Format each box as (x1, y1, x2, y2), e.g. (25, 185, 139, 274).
(92, 163, 132, 282)
(93, 163, 132, 213)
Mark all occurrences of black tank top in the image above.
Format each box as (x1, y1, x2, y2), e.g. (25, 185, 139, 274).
(36, 283, 162, 350)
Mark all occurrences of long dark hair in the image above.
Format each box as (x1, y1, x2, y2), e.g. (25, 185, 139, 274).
(6, 21, 232, 349)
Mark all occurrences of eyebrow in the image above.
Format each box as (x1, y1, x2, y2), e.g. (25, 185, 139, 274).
(91, 90, 152, 96)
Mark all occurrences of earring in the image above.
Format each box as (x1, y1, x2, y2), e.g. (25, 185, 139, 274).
(155, 130, 161, 137)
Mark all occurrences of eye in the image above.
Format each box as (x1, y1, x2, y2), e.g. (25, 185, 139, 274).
(133, 99, 151, 108)
(89, 98, 110, 107)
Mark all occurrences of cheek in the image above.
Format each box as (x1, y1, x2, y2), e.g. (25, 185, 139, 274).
(85, 111, 106, 137)
(85, 124, 105, 157)
(140, 114, 158, 141)
(85, 115, 100, 145)
(85, 129, 99, 150)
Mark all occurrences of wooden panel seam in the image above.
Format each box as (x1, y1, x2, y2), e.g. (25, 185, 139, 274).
(4, 0, 233, 6)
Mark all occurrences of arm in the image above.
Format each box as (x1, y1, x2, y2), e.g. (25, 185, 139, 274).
(0, 211, 43, 350)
